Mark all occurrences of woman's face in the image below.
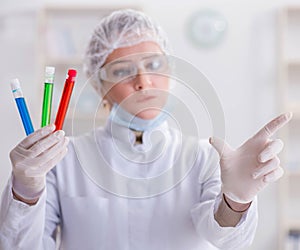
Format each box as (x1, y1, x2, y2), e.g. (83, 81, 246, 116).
(101, 41, 170, 120)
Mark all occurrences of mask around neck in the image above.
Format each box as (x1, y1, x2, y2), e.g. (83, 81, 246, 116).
(108, 103, 169, 131)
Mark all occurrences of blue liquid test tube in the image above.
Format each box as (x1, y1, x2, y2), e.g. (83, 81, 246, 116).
(10, 79, 34, 135)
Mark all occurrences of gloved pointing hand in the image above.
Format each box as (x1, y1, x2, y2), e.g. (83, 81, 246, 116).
(209, 112, 292, 204)
(10, 124, 69, 202)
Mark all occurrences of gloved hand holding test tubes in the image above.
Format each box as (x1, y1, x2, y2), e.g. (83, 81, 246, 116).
(9, 67, 75, 204)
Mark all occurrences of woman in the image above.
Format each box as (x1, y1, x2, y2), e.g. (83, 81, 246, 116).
(0, 9, 291, 250)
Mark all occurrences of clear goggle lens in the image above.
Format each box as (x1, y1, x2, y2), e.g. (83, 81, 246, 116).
(99, 53, 170, 83)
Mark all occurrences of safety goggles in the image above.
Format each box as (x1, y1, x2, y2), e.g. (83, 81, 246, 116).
(99, 53, 170, 84)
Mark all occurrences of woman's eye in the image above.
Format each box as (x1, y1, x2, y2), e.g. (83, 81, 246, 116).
(112, 68, 132, 77)
(145, 56, 169, 72)
(145, 60, 162, 71)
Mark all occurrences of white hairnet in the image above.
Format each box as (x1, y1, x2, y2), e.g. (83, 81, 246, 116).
(83, 9, 172, 89)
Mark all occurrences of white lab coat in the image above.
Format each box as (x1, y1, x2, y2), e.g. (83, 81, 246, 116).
(0, 120, 258, 250)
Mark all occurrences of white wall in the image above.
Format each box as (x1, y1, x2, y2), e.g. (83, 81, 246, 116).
(1, 0, 299, 249)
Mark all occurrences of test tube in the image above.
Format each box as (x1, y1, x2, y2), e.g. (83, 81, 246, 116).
(41, 66, 55, 127)
(54, 69, 77, 131)
(10, 79, 34, 135)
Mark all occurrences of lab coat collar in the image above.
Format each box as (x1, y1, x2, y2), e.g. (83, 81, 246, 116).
(103, 118, 170, 149)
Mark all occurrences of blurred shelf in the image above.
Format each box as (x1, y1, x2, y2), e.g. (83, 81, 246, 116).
(42, 4, 137, 13)
(46, 56, 83, 66)
(278, 5, 300, 249)
(286, 102, 300, 118)
(286, 169, 300, 177)
(284, 59, 300, 67)
(286, 219, 300, 230)
(285, 6, 300, 13)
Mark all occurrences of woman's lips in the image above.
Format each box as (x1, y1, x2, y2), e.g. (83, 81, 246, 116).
(136, 95, 156, 103)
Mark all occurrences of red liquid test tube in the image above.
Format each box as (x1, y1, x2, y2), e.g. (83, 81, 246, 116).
(54, 69, 77, 131)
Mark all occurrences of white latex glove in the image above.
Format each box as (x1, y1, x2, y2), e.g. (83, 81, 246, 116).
(209, 112, 292, 204)
(10, 124, 69, 201)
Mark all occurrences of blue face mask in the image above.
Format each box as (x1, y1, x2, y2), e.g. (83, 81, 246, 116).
(109, 103, 171, 131)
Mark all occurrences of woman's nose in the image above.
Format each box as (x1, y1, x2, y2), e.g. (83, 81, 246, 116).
(134, 70, 152, 90)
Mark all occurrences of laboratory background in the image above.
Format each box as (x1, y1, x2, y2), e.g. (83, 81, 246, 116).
(1, 0, 300, 249)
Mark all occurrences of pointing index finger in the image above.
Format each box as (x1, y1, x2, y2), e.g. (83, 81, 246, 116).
(255, 112, 293, 139)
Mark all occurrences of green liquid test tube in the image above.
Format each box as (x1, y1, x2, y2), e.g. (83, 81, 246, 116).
(41, 66, 55, 127)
